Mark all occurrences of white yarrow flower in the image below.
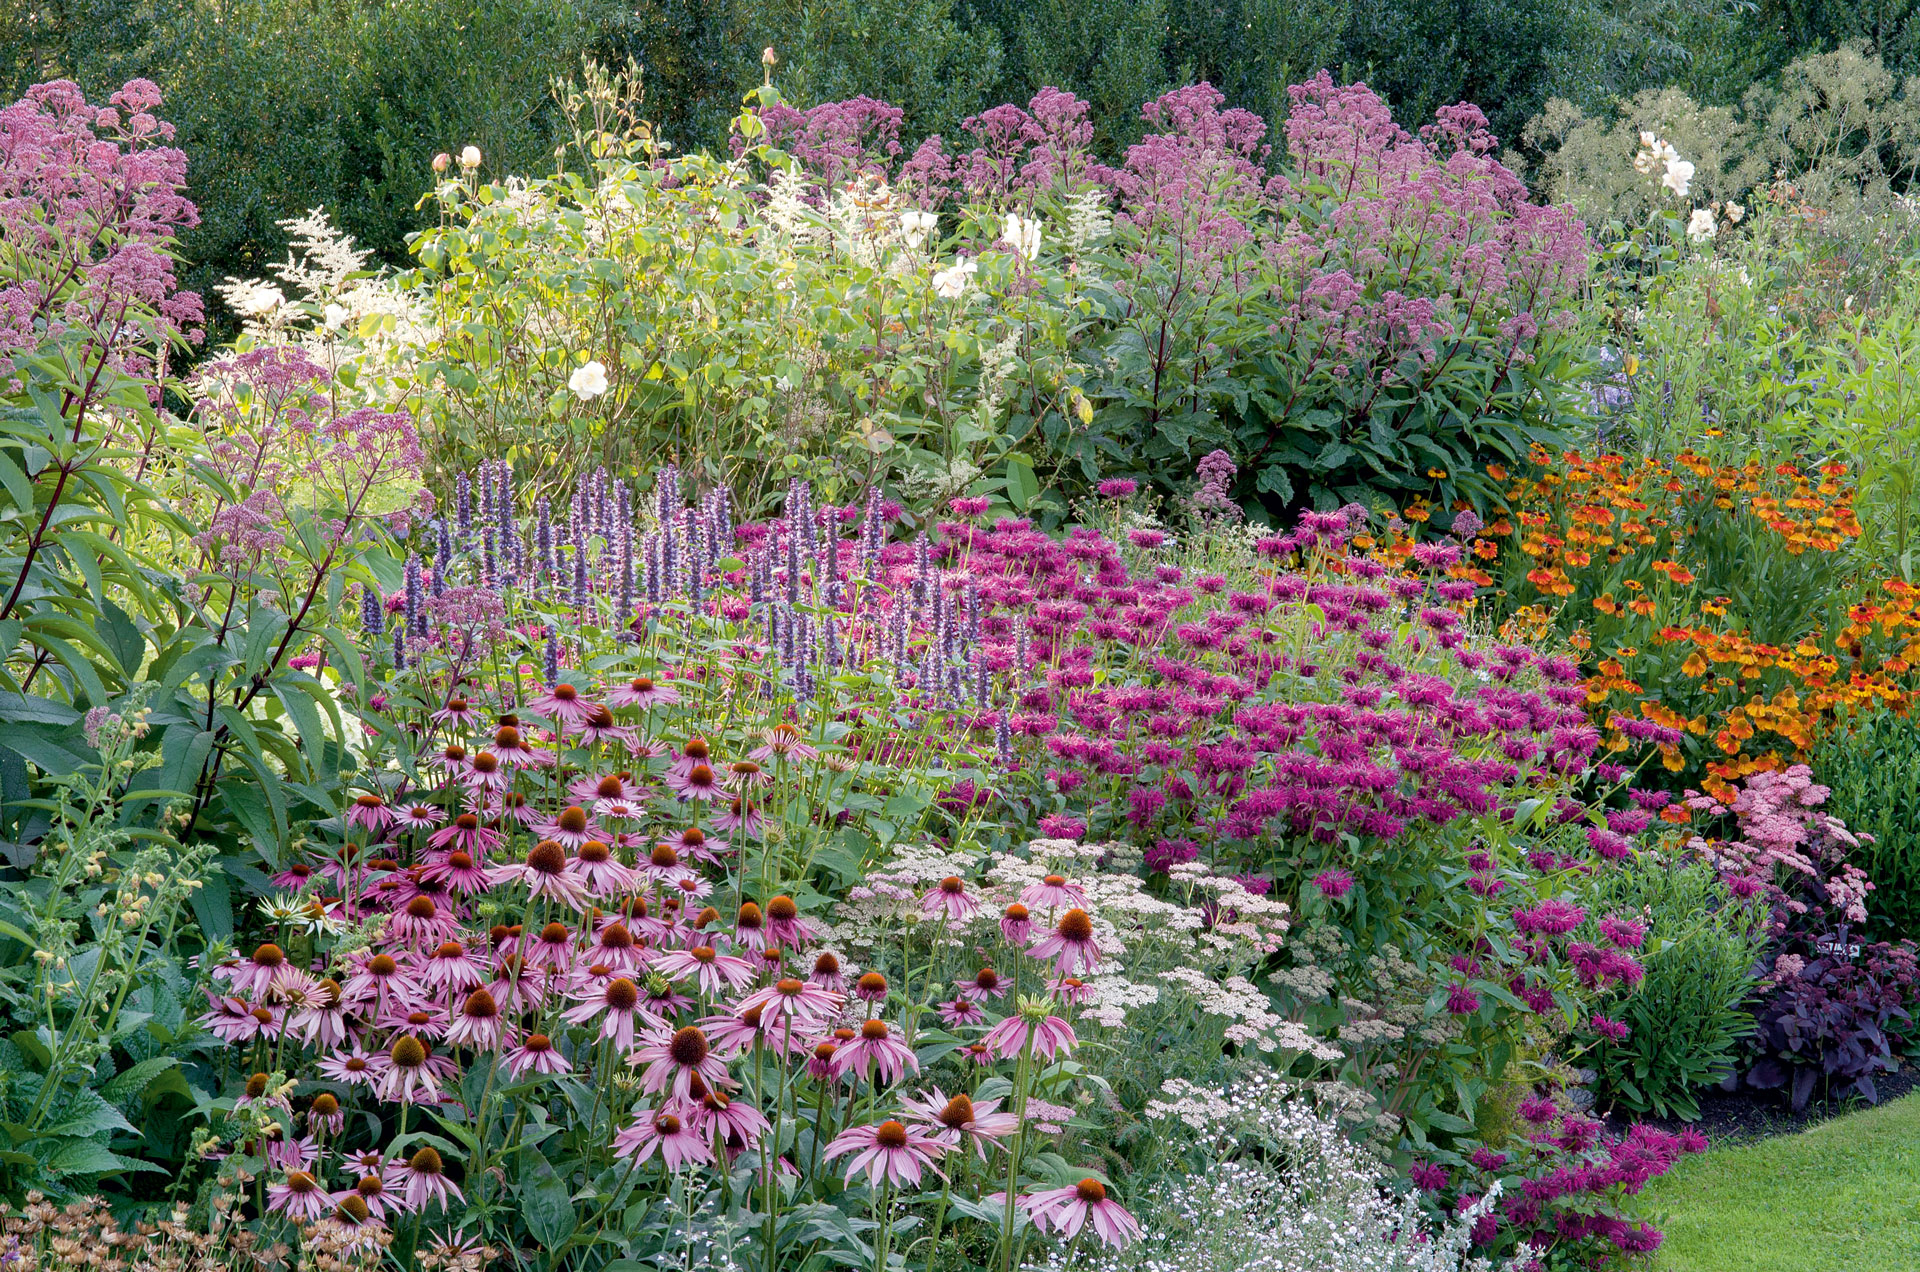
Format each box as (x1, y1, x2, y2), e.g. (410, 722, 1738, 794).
(568, 360, 609, 400)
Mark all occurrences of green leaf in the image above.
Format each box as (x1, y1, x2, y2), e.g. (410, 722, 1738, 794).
(1004, 453, 1039, 510)
(519, 1149, 577, 1249)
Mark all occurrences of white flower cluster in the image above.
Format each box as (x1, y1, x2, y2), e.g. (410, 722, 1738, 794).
(1056, 1072, 1496, 1272)
(1633, 131, 1694, 198)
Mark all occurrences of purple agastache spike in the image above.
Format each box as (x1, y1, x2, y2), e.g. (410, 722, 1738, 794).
(433, 520, 452, 596)
(456, 473, 473, 539)
(536, 499, 554, 577)
(360, 585, 385, 636)
(543, 628, 559, 685)
(403, 554, 424, 637)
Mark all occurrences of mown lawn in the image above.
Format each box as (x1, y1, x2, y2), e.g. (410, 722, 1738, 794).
(1648, 1094, 1920, 1271)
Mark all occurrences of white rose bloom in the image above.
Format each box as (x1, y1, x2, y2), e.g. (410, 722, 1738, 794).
(1001, 212, 1042, 259)
(899, 208, 937, 250)
(1662, 158, 1695, 198)
(931, 259, 978, 299)
(1639, 130, 1659, 148)
(323, 303, 349, 330)
(459, 145, 482, 170)
(1726, 200, 1745, 223)
(568, 360, 609, 400)
(1686, 208, 1718, 241)
(239, 283, 286, 318)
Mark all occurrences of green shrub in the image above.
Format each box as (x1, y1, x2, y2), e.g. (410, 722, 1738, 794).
(1579, 857, 1767, 1120)
(1816, 711, 1920, 939)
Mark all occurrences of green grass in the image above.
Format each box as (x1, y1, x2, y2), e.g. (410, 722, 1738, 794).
(1647, 1094, 1920, 1271)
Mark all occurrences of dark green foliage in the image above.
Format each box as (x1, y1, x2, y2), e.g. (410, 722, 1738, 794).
(1816, 710, 1920, 940)
(1580, 859, 1767, 1121)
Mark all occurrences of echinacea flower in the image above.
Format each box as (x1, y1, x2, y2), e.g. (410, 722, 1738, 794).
(1024, 1178, 1141, 1249)
(199, 993, 274, 1044)
(763, 894, 814, 947)
(462, 750, 511, 793)
(665, 763, 724, 801)
(428, 812, 503, 855)
(527, 682, 598, 730)
(824, 1119, 946, 1188)
(445, 988, 508, 1048)
(317, 1046, 383, 1087)
(734, 976, 844, 1031)
(920, 875, 980, 921)
(686, 1086, 771, 1154)
(378, 1035, 443, 1105)
(389, 1147, 464, 1210)
(537, 805, 602, 850)
(1021, 873, 1087, 911)
(631, 1026, 733, 1100)
(1000, 903, 1032, 944)
(750, 723, 817, 762)
(830, 1018, 919, 1085)
(608, 675, 680, 709)
(503, 1032, 572, 1078)
(663, 825, 726, 862)
(347, 793, 397, 835)
(218, 942, 293, 998)
(562, 976, 653, 1052)
(307, 1091, 345, 1136)
(490, 840, 591, 909)
(613, 1108, 714, 1171)
(956, 966, 1007, 1001)
(1026, 908, 1101, 976)
(268, 1170, 331, 1221)
(396, 803, 446, 832)
(333, 1171, 411, 1222)
(654, 944, 756, 995)
(572, 840, 638, 894)
(938, 997, 984, 1027)
(711, 796, 764, 835)
(982, 1000, 1078, 1061)
(900, 1088, 1018, 1161)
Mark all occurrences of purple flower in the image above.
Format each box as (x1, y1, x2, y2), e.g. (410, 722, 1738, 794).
(1312, 867, 1355, 898)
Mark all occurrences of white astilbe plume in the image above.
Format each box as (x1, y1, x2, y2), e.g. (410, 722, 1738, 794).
(1064, 186, 1114, 253)
(1037, 1072, 1498, 1272)
(764, 167, 825, 246)
(270, 207, 374, 305)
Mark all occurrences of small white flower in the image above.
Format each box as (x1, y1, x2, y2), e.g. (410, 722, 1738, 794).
(1001, 212, 1042, 260)
(568, 359, 609, 400)
(323, 303, 349, 331)
(1686, 208, 1718, 241)
(1726, 200, 1745, 223)
(1662, 158, 1695, 198)
(931, 259, 978, 299)
(237, 283, 286, 318)
(459, 145, 482, 170)
(1638, 129, 1659, 148)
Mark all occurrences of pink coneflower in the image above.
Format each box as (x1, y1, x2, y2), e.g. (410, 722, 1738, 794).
(711, 796, 764, 835)
(268, 1170, 331, 1221)
(667, 737, 715, 781)
(763, 895, 814, 947)
(378, 1035, 443, 1104)
(380, 1003, 450, 1042)
(573, 771, 638, 802)
(307, 1091, 346, 1136)
(525, 920, 578, 972)
(445, 988, 508, 1049)
(462, 750, 511, 793)
(957, 966, 1008, 1002)
(389, 1147, 464, 1211)
(488, 723, 551, 770)
(854, 971, 889, 1005)
(808, 950, 847, 992)
(920, 875, 980, 922)
(632, 1026, 734, 1099)
(395, 803, 446, 832)
(430, 696, 482, 729)
(527, 682, 598, 730)
(613, 1108, 713, 1170)
(938, 998, 985, 1027)
(831, 1019, 919, 1084)
(750, 722, 818, 763)
(607, 675, 680, 709)
(654, 944, 756, 996)
(317, 1046, 383, 1087)
(420, 848, 492, 893)
(982, 1009, 1077, 1062)
(421, 941, 485, 994)
(488, 789, 541, 826)
(432, 743, 470, 777)
(1024, 1179, 1141, 1249)
(388, 894, 459, 947)
(666, 825, 727, 863)
(900, 1088, 1018, 1161)
(199, 993, 273, 1044)
(1048, 976, 1091, 1006)
(731, 901, 771, 951)
(347, 793, 397, 835)
(723, 760, 772, 791)
(1027, 908, 1101, 976)
(218, 942, 293, 998)
(1000, 903, 1032, 944)
(342, 951, 418, 1014)
(640, 843, 694, 887)
(563, 976, 654, 1052)
(666, 763, 724, 801)
(687, 1087, 771, 1154)
(490, 840, 591, 909)
(266, 1131, 320, 1172)
(574, 704, 635, 747)
(333, 1171, 410, 1222)
(736, 976, 845, 1031)
(503, 1031, 572, 1078)
(536, 805, 602, 850)
(669, 874, 713, 909)
(808, 1040, 839, 1081)
(272, 862, 317, 892)
(824, 1120, 946, 1187)
(573, 840, 638, 894)
(1021, 873, 1087, 911)
(586, 918, 647, 971)
(428, 812, 503, 855)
